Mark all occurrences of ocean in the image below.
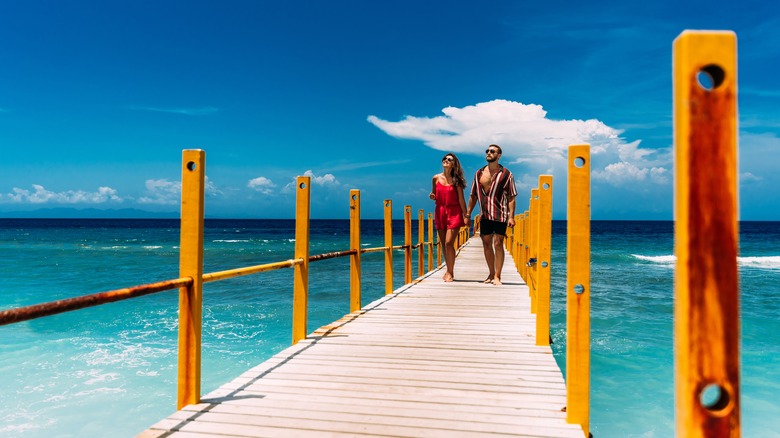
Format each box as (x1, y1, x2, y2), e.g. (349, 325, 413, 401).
(0, 219, 778, 437)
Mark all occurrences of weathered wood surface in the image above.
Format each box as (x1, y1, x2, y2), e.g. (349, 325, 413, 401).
(139, 237, 582, 437)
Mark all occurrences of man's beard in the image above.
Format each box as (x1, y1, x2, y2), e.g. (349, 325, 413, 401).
(486, 156, 497, 163)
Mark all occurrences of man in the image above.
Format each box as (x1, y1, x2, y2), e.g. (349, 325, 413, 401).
(466, 144, 517, 286)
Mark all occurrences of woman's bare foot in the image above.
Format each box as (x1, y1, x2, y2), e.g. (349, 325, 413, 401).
(443, 272, 454, 282)
(492, 277, 502, 286)
(483, 277, 494, 284)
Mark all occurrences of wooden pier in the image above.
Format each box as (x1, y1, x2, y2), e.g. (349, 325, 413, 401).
(139, 237, 582, 437)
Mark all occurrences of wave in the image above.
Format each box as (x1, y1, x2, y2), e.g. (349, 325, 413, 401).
(212, 239, 251, 243)
(739, 256, 780, 270)
(631, 254, 780, 270)
(631, 254, 676, 264)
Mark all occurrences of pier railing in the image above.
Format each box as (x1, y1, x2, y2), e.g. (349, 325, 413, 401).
(0, 30, 742, 438)
(0, 151, 470, 409)
(504, 30, 743, 438)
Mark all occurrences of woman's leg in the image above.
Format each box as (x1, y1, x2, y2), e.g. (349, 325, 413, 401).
(437, 228, 450, 280)
(444, 228, 458, 281)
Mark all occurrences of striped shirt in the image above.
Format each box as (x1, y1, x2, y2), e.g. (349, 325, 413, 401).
(469, 165, 518, 222)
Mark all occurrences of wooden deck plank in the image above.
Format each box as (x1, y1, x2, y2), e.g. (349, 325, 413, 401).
(138, 237, 583, 437)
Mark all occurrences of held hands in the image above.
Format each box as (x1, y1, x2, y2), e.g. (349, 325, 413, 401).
(507, 217, 515, 228)
(429, 192, 436, 200)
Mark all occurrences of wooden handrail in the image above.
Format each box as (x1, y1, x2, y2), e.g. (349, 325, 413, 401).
(0, 277, 193, 326)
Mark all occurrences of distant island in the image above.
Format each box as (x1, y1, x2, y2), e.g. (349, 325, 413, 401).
(0, 207, 180, 219)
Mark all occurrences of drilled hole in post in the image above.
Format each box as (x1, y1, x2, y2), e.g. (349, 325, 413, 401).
(186, 161, 197, 171)
(574, 284, 585, 294)
(299, 182, 306, 189)
(352, 194, 357, 200)
(697, 64, 725, 91)
(574, 157, 586, 168)
(542, 183, 550, 190)
(700, 383, 731, 413)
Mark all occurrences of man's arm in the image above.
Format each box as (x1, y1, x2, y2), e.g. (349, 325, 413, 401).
(507, 196, 517, 227)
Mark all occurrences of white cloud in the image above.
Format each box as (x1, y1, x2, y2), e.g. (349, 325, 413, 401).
(248, 176, 276, 195)
(138, 179, 181, 205)
(304, 170, 339, 186)
(740, 172, 763, 184)
(593, 162, 669, 185)
(368, 99, 669, 186)
(283, 170, 340, 193)
(137, 177, 219, 205)
(0, 184, 122, 204)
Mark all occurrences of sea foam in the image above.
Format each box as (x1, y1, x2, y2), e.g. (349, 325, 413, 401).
(631, 254, 780, 270)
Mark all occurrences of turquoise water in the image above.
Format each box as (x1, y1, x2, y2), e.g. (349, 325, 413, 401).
(1, 219, 778, 437)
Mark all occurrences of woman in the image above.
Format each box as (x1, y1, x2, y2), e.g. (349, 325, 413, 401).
(429, 153, 468, 282)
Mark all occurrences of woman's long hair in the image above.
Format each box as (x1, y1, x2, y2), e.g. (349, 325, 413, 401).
(443, 153, 466, 188)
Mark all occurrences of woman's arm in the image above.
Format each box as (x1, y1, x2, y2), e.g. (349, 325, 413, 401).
(458, 186, 468, 219)
(429, 175, 438, 200)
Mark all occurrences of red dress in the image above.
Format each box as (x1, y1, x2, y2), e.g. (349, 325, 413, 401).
(435, 182, 466, 230)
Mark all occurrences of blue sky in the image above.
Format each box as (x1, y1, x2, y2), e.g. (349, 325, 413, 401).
(1, 0, 778, 220)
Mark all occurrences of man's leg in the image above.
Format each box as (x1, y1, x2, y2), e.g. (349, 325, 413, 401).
(493, 234, 505, 285)
(480, 233, 495, 282)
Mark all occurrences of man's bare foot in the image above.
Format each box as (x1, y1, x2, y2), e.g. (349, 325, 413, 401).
(483, 277, 494, 284)
(492, 277, 502, 286)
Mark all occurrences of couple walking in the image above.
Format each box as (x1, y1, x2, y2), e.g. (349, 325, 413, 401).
(429, 145, 517, 285)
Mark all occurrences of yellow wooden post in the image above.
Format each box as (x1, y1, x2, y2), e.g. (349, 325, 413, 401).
(673, 30, 740, 437)
(177, 149, 205, 409)
(518, 213, 526, 281)
(292, 176, 311, 345)
(427, 213, 434, 272)
(506, 217, 514, 253)
(536, 176, 553, 347)
(384, 200, 394, 295)
(510, 214, 523, 273)
(436, 226, 442, 267)
(404, 205, 412, 284)
(349, 190, 361, 313)
(523, 211, 530, 282)
(516, 214, 523, 265)
(566, 145, 591, 436)
(511, 214, 518, 272)
(529, 189, 539, 311)
(417, 209, 424, 278)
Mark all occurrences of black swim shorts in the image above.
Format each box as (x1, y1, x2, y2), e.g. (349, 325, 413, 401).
(480, 218, 508, 237)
